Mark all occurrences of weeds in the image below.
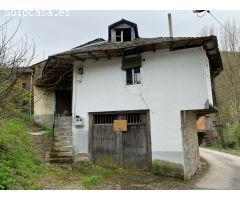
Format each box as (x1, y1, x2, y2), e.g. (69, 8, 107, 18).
(82, 176, 103, 189)
(0, 118, 48, 189)
(43, 127, 53, 138)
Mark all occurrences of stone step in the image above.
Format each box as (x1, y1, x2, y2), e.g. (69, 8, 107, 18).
(49, 157, 73, 164)
(50, 151, 73, 158)
(54, 126, 72, 133)
(54, 136, 72, 142)
(52, 146, 73, 152)
(54, 131, 72, 137)
(53, 141, 72, 147)
(55, 123, 72, 127)
(55, 125, 72, 129)
(55, 117, 72, 124)
(51, 163, 72, 170)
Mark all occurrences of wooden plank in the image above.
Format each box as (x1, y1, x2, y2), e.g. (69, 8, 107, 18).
(90, 111, 151, 169)
(146, 110, 152, 169)
(88, 113, 93, 161)
(116, 131, 123, 168)
(92, 123, 119, 167)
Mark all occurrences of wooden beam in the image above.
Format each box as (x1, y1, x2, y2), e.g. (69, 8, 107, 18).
(135, 47, 141, 55)
(152, 44, 157, 52)
(71, 54, 85, 62)
(120, 49, 125, 58)
(88, 51, 98, 61)
(40, 68, 73, 89)
(104, 50, 111, 60)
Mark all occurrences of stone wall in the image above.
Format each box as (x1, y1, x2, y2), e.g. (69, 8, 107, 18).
(34, 114, 54, 128)
(151, 159, 184, 178)
(181, 110, 200, 179)
(33, 86, 55, 128)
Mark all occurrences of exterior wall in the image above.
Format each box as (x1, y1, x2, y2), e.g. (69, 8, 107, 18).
(18, 73, 32, 86)
(182, 111, 200, 179)
(72, 47, 213, 169)
(33, 86, 55, 128)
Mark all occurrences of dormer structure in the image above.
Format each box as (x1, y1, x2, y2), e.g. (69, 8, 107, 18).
(108, 19, 139, 42)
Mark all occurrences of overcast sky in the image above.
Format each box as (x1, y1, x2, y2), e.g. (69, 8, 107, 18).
(1, 10, 240, 63)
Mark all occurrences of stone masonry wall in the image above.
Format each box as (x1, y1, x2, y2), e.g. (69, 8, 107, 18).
(33, 86, 55, 128)
(182, 110, 200, 179)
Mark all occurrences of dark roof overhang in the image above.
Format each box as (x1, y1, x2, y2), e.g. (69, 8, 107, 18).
(34, 35, 223, 88)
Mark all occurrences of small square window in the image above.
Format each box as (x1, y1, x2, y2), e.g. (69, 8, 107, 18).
(126, 67, 141, 86)
(115, 28, 131, 42)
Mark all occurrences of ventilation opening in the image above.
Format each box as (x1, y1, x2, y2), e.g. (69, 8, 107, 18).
(93, 113, 142, 125)
(94, 114, 118, 125)
(126, 113, 141, 124)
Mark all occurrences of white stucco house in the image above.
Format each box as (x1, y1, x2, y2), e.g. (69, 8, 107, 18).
(32, 19, 222, 179)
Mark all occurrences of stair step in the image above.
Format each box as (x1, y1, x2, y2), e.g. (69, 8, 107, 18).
(54, 136, 72, 142)
(54, 124, 72, 130)
(55, 117, 72, 124)
(52, 146, 73, 152)
(49, 157, 73, 163)
(50, 151, 73, 157)
(53, 141, 72, 147)
(54, 132, 72, 137)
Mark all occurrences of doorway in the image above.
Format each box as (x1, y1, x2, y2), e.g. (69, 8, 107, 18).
(55, 90, 72, 116)
(89, 110, 151, 169)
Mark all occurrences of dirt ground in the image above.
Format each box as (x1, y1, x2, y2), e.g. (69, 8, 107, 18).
(30, 128, 208, 190)
(38, 158, 208, 190)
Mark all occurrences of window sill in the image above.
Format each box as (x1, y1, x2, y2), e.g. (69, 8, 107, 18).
(126, 84, 142, 87)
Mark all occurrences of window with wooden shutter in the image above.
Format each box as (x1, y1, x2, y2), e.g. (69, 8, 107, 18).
(122, 56, 142, 86)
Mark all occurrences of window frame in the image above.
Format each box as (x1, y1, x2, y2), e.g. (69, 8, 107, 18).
(115, 28, 132, 42)
(125, 67, 142, 86)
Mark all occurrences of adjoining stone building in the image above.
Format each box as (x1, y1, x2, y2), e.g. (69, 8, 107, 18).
(30, 19, 223, 179)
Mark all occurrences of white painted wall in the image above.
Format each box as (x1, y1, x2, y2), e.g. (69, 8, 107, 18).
(72, 47, 213, 164)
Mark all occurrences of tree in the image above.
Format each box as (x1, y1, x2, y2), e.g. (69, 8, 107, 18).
(0, 18, 35, 118)
(200, 20, 240, 147)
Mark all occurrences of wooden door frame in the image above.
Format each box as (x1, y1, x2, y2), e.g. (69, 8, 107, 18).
(88, 110, 152, 169)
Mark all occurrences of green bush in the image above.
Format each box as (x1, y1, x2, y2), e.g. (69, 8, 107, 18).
(0, 119, 46, 189)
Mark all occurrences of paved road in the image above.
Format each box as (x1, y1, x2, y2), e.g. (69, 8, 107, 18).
(195, 148, 240, 189)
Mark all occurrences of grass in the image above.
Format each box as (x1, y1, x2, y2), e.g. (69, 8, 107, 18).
(82, 176, 103, 189)
(0, 115, 193, 190)
(204, 146, 240, 156)
(72, 161, 111, 189)
(42, 127, 53, 138)
(0, 117, 54, 189)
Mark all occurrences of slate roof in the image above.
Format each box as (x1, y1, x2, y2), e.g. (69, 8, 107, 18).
(34, 35, 223, 87)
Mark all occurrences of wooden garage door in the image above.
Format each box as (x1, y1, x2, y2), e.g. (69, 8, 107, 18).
(89, 111, 151, 169)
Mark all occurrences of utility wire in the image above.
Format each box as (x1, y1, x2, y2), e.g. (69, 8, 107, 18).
(207, 11, 235, 37)
(195, 10, 235, 38)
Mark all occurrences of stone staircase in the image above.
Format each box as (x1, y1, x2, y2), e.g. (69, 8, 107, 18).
(49, 116, 73, 164)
